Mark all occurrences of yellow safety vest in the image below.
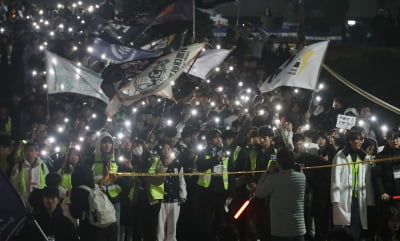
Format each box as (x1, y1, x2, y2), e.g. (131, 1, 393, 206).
(197, 155, 229, 190)
(93, 155, 122, 198)
(18, 162, 46, 195)
(128, 157, 164, 201)
(232, 146, 241, 167)
(348, 155, 361, 198)
(4, 117, 11, 136)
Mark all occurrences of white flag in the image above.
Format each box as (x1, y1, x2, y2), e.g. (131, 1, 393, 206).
(260, 41, 329, 92)
(45, 51, 109, 103)
(106, 42, 205, 116)
(185, 49, 231, 80)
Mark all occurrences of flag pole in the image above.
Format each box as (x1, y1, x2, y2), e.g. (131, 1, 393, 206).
(192, 0, 196, 42)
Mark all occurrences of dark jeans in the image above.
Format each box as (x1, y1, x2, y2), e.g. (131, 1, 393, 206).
(271, 235, 305, 241)
(349, 197, 361, 241)
(131, 200, 161, 241)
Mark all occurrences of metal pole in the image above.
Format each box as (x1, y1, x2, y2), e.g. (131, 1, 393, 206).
(192, 0, 196, 42)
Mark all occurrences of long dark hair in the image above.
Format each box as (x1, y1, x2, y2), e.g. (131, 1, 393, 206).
(62, 148, 82, 174)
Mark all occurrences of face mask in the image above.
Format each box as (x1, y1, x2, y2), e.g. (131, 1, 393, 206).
(132, 145, 143, 156)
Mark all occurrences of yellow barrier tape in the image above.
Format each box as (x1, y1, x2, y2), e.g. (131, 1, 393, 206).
(108, 155, 400, 177)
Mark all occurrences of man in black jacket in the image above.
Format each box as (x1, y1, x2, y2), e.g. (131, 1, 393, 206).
(373, 129, 400, 211)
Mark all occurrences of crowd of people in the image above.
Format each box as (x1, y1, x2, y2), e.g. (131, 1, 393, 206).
(0, 1, 400, 241)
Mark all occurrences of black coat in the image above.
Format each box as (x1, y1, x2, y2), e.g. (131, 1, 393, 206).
(372, 144, 400, 197)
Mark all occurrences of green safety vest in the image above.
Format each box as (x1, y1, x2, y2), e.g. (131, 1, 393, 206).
(4, 117, 11, 136)
(128, 157, 164, 201)
(18, 162, 46, 195)
(197, 154, 229, 190)
(232, 146, 241, 167)
(60, 172, 72, 202)
(93, 155, 122, 198)
(348, 155, 361, 198)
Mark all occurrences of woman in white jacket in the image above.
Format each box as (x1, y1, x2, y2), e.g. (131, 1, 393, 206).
(331, 131, 374, 240)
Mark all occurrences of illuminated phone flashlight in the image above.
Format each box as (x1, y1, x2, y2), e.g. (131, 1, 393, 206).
(315, 95, 322, 103)
(318, 83, 325, 90)
(78, 1, 83, 5)
(49, 31, 55, 37)
(92, 113, 97, 119)
(55, 146, 61, 153)
(195, 101, 200, 106)
(229, 66, 234, 71)
(202, 48, 206, 52)
(39, 9, 43, 15)
(87, 46, 93, 53)
(157, 98, 162, 102)
(48, 136, 56, 144)
(88, 5, 94, 12)
(72, 3, 77, 7)
(79, 136, 84, 142)
(132, 108, 137, 113)
(64, 117, 69, 123)
(57, 126, 64, 133)
(217, 86, 223, 92)
(96, 131, 101, 136)
(118, 156, 124, 162)
(170, 152, 176, 159)
(246, 88, 252, 94)
(226, 151, 231, 156)
(215, 117, 220, 123)
(294, 88, 299, 94)
(197, 144, 205, 151)
(117, 132, 124, 139)
(304, 143, 310, 148)
(371, 115, 377, 122)
(244, 108, 249, 113)
(201, 135, 206, 140)
(258, 109, 265, 116)
(101, 54, 106, 59)
(238, 81, 243, 87)
(274, 119, 280, 126)
(210, 101, 216, 107)
(339, 128, 345, 133)
(107, 117, 112, 122)
(41, 150, 48, 156)
(191, 109, 198, 116)
(75, 145, 81, 151)
(85, 126, 90, 131)
(358, 120, 364, 126)
(304, 124, 310, 131)
(166, 119, 173, 126)
(58, 24, 64, 29)
(216, 44, 221, 49)
(32, 70, 37, 77)
(43, 83, 47, 89)
(125, 120, 131, 127)
(141, 101, 146, 106)
(215, 67, 220, 72)
(275, 104, 282, 112)
(381, 125, 388, 133)
(206, 79, 210, 83)
(68, 27, 73, 32)
(235, 100, 240, 106)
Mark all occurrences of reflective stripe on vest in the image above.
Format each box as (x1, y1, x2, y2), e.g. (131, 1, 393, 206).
(197, 155, 229, 190)
(18, 162, 46, 195)
(93, 160, 122, 198)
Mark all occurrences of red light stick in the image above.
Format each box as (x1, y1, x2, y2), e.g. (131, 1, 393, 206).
(234, 197, 254, 219)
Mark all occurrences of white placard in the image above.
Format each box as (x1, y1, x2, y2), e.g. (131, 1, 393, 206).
(336, 114, 356, 130)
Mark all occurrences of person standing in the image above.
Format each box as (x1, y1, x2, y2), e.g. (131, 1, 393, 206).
(196, 129, 234, 241)
(10, 142, 49, 207)
(256, 147, 306, 241)
(331, 131, 372, 240)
